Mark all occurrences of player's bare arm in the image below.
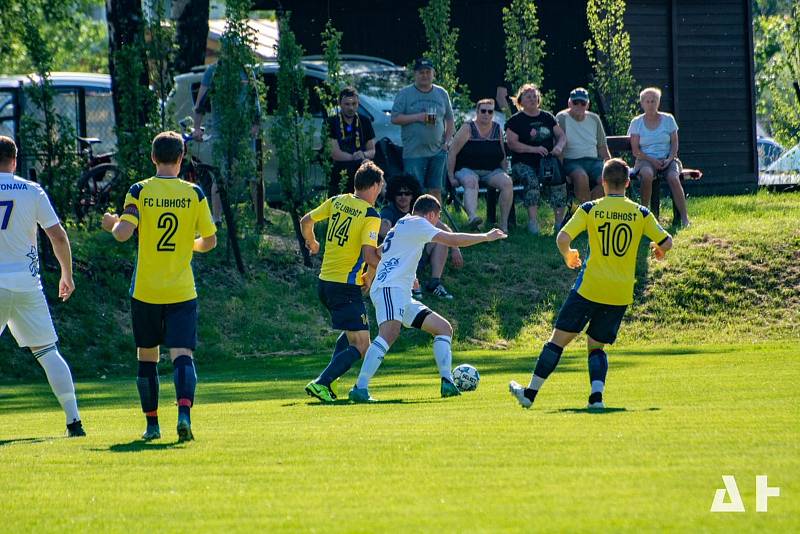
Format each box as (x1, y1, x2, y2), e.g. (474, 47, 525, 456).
(432, 228, 507, 248)
(299, 213, 320, 254)
(102, 212, 136, 242)
(193, 234, 217, 253)
(556, 230, 582, 269)
(43, 222, 75, 301)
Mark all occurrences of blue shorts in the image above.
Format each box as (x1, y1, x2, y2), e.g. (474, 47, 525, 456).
(317, 280, 369, 331)
(554, 290, 628, 344)
(403, 150, 447, 190)
(131, 298, 198, 349)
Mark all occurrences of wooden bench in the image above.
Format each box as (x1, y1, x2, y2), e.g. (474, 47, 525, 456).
(606, 135, 702, 221)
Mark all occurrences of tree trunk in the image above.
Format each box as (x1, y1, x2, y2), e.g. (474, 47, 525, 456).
(289, 203, 312, 267)
(216, 182, 246, 274)
(105, 0, 149, 126)
(172, 0, 210, 74)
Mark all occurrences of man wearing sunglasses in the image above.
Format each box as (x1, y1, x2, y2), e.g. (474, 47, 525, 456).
(556, 88, 611, 204)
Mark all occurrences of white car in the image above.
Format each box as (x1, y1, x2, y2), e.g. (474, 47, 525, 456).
(168, 55, 407, 202)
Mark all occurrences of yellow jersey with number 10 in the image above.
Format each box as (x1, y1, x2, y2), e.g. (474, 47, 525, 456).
(309, 194, 380, 285)
(561, 195, 670, 306)
(119, 176, 216, 304)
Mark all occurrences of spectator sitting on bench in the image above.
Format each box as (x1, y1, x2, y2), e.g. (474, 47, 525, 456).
(447, 98, 513, 233)
(556, 88, 610, 203)
(628, 87, 690, 227)
(380, 173, 463, 300)
(327, 86, 376, 196)
(506, 84, 568, 235)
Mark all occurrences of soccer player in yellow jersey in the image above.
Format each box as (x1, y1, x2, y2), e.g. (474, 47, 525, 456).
(300, 160, 384, 403)
(101, 131, 217, 441)
(510, 158, 673, 410)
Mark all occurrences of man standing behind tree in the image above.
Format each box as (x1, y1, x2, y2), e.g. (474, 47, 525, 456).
(556, 88, 610, 203)
(392, 58, 455, 203)
(327, 87, 376, 196)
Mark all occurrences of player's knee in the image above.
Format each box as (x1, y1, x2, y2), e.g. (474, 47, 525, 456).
(437, 319, 453, 338)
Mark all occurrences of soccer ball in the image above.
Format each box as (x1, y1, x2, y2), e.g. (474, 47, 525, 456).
(452, 364, 480, 392)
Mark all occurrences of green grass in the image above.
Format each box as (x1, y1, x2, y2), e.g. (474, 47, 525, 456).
(1, 343, 797, 531)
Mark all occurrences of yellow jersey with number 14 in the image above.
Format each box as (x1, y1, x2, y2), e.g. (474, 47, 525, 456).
(561, 195, 670, 306)
(119, 176, 216, 304)
(309, 194, 380, 285)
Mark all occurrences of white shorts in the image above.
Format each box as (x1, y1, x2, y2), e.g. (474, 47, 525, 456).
(0, 288, 58, 348)
(370, 286, 431, 328)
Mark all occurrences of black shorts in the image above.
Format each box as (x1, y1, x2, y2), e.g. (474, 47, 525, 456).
(131, 298, 198, 349)
(317, 280, 369, 332)
(554, 290, 628, 344)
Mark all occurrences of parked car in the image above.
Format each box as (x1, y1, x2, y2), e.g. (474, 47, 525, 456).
(759, 141, 800, 189)
(0, 72, 116, 177)
(757, 136, 784, 170)
(168, 55, 407, 202)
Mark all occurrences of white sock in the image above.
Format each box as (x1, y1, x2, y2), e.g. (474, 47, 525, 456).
(591, 380, 605, 395)
(433, 335, 453, 381)
(528, 374, 545, 391)
(34, 345, 80, 424)
(356, 337, 389, 390)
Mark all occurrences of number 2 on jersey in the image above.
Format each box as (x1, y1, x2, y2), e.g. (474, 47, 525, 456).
(0, 200, 13, 230)
(157, 212, 178, 251)
(326, 212, 352, 246)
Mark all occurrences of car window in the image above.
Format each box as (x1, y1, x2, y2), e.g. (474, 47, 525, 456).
(84, 89, 116, 153)
(353, 70, 407, 102)
(303, 76, 324, 118)
(0, 91, 15, 139)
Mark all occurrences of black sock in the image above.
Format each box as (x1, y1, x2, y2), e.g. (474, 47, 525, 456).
(136, 361, 159, 425)
(173, 355, 196, 420)
(426, 277, 441, 290)
(523, 388, 538, 402)
(588, 391, 603, 404)
(317, 346, 361, 387)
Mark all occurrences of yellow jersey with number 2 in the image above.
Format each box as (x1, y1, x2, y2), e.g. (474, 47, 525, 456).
(119, 176, 216, 304)
(309, 194, 380, 286)
(561, 194, 670, 306)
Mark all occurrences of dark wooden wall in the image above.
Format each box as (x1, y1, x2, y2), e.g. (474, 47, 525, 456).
(256, 0, 757, 194)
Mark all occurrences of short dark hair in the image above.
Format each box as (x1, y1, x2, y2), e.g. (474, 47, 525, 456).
(339, 86, 359, 101)
(602, 158, 630, 188)
(412, 194, 441, 216)
(386, 173, 422, 202)
(354, 160, 383, 191)
(151, 131, 184, 164)
(0, 135, 17, 165)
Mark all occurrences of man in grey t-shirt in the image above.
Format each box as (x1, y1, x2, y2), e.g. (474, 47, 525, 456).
(391, 58, 455, 203)
(555, 88, 610, 203)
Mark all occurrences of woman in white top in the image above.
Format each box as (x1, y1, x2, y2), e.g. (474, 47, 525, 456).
(628, 87, 690, 226)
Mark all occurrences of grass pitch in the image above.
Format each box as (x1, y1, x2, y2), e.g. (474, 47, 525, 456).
(1, 343, 796, 532)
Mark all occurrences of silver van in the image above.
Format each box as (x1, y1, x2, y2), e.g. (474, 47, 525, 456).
(168, 55, 405, 201)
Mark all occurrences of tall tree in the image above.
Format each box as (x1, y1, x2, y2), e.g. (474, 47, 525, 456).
(172, 0, 210, 74)
(419, 0, 470, 114)
(105, 0, 150, 125)
(502, 0, 551, 108)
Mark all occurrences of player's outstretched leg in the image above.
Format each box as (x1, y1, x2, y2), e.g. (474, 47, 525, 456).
(419, 311, 459, 398)
(33, 345, 85, 437)
(307, 332, 361, 403)
(349, 336, 389, 402)
(509, 342, 563, 409)
(136, 360, 160, 440)
(173, 355, 197, 442)
(587, 348, 608, 410)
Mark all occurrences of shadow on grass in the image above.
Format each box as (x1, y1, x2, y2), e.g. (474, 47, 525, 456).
(0, 436, 54, 446)
(92, 439, 188, 453)
(551, 406, 661, 414)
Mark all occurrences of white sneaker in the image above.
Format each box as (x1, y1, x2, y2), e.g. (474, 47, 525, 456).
(508, 380, 532, 409)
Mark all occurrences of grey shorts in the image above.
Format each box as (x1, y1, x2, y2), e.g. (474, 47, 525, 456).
(633, 158, 682, 178)
(563, 158, 604, 188)
(454, 167, 508, 185)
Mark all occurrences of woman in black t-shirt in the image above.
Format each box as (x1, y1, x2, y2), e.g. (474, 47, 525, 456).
(505, 84, 567, 235)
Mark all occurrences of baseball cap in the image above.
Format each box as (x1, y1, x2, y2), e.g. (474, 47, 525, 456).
(569, 88, 590, 102)
(413, 58, 435, 71)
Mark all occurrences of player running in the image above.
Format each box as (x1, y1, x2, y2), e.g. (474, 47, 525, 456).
(349, 194, 506, 402)
(0, 136, 85, 437)
(509, 158, 673, 410)
(302, 161, 384, 403)
(102, 131, 217, 441)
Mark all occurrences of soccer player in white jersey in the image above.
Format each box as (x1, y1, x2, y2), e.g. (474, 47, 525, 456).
(349, 195, 506, 401)
(0, 136, 85, 436)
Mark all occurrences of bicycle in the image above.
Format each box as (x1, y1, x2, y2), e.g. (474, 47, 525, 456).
(74, 136, 122, 222)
